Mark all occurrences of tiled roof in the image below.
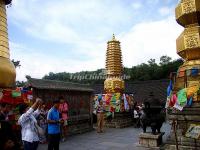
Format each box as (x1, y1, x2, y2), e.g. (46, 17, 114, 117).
(28, 78, 94, 92)
(92, 79, 169, 104)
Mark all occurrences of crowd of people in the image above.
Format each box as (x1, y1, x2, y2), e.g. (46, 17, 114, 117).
(0, 96, 69, 150)
(95, 99, 145, 134)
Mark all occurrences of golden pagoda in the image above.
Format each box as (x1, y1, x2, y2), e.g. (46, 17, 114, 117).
(0, 0, 16, 88)
(165, 1, 200, 149)
(104, 34, 124, 93)
(175, 0, 200, 90)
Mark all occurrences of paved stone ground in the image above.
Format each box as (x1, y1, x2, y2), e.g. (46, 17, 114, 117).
(38, 122, 171, 150)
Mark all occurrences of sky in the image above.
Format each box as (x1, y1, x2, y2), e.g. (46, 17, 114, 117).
(7, 0, 183, 81)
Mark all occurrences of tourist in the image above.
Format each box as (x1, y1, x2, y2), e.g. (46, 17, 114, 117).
(133, 107, 140, 128)
(0, 103, 11, 120)
(58, 96, 69, 142)
(18, 98, 43, 150)
(0, 103, 16, 150)
(47, 99, 63, 150)
(96, 99, 105, 133)
(38, 104, 48, 143)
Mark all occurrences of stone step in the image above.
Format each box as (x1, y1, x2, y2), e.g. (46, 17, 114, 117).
(164, 144, 200, 150)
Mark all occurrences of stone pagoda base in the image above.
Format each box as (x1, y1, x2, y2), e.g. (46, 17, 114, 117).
(164, 103, 200, 150)
(105, 112, 134, 128)
(138, 132, 164, 149)
(164, 130, 200, 150)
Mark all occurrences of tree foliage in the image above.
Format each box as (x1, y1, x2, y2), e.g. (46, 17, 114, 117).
(42, 56, 183, 84)
(12, 59, 21, 68)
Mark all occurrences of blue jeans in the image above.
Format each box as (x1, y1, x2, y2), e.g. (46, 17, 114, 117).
(23, 141, 39, 150)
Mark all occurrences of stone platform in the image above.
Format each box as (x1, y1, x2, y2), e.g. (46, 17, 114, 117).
(164, 130, 200, 150)
(105, 112, 134, 128)
(139, 132, 165, 149)
(68, 115, 93, 135)
(165, 103, 200, 150)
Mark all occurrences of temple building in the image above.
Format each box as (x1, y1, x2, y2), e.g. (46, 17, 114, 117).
(28, 78, 94, 135)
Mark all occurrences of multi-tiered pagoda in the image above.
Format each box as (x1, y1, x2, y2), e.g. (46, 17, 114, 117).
(104, 34, 124, 93)
(165, 0, 200, 149)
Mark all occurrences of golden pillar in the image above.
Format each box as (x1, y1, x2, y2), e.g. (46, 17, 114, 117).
(104, 34, 124, 93)
(0, 0, 16, 88)
(165, 1, 200, 149)
(175, 0, 200, 90)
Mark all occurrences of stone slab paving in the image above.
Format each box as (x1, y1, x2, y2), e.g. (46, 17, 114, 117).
(38, 122, 171, 150)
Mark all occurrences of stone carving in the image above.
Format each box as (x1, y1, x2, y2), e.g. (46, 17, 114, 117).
(185, 34, 199, 48)
(182, 1, 196, 14)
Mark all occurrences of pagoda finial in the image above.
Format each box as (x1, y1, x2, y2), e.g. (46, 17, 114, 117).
(112, 34, 116, 41)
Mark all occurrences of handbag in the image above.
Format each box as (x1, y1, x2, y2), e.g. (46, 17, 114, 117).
(34, 122, 45, 137)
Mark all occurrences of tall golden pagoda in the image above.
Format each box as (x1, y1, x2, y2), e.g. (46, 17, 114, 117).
(0, 0, 16, 88)
(104, 34, 124, 93)
(175, 0, 200, 89)
(165, 1, 200, 149)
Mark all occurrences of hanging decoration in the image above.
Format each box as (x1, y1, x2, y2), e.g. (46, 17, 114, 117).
(93, 93, 134, 113)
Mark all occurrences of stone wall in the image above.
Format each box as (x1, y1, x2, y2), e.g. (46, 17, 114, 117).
(165, 103, 200, 150)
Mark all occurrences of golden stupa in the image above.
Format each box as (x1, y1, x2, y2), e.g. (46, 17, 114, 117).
(165, 1, 200, 149)
(0, 0, 16, 88)
(175, 0, 200, 90)
(104, 34, 124, 93)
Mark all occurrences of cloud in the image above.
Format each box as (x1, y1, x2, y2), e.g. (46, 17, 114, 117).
(120, 16, 183, 67)
(10, 16, 184, 81)
(8, 0, 134, 44)
(159, 6, 173, 16)
(131, 2, 142, 10)
(10, 42, 105, 81)
(7, 0, 182, 81)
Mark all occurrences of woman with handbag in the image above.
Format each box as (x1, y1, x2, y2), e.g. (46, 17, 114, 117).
(18, 98, 43, 150)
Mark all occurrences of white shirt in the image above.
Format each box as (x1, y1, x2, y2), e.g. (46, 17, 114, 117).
(18, 108, 40, 143)
(134, 110, 139, 119)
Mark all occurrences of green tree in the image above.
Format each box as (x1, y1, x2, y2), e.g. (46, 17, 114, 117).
(12, 59, 21, 68)
(159, 55, 172, 66)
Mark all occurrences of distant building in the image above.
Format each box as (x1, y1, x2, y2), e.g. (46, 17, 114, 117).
(28, 78, 94, 135)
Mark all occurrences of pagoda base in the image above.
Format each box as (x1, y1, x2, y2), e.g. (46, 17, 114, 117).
(138, 132, 164, 149)
(164, 134, 200, 150)
(105, 112, 134, 128)
(164, 103, 200, 150)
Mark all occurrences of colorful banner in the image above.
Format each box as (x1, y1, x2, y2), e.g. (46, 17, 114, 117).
(93, 93, 134, 113)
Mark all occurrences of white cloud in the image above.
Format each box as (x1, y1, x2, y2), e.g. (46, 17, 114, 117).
(131, 2, 142, 10)
(10, 42, 105, 81)
(7, 0, 183, 81)
(120, 16, 183, 67)
(10, 16, 184, 81)
(159, 7, 173, 16)
(8, 0, 133, 45)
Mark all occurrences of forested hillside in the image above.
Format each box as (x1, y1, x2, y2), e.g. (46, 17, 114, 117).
(42, 56, 183, 84)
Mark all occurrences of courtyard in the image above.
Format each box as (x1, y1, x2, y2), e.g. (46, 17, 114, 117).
(38, 123, 170, 150)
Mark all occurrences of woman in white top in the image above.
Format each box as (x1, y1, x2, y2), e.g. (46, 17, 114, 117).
(18, 98, 42, 150)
